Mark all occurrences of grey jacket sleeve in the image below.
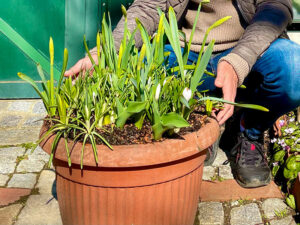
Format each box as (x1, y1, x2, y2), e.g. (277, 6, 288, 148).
(220, 0, 293, 86)
(113, 0, 168, 50)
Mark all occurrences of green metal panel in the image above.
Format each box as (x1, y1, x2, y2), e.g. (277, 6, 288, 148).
(293, 0, 300, 23)
(0, 0, 133, 99)
(0, 0, 65, 98)
(0, 0, 107, 99)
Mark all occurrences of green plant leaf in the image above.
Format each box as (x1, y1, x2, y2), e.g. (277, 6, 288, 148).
(36, 64, 48, 95)
(199, 97, 269, 112)
(190, 40, 214, 93)
(168, 7, 185, 79)
(17, 72, 49, 106)
(161, 112, 190, 128)
(116, 101, 147, 128)
(183, 3, 202, 64)
(57, 48, 68, 94)
(121, 29, 138, 71)
(83, 35, 101, 75)
(135, 18, 152, 63)
(127, 101, 147, 113)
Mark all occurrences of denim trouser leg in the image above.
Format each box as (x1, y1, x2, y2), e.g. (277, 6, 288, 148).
(165, 38, 300, 139)
(237, 39, 300, 139)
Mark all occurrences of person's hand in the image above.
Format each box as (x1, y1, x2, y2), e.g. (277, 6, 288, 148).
(64, 53, 98, 77)
(214, 61, 238, 125)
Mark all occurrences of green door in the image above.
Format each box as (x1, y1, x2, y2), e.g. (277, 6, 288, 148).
(0, 0, 133, 99)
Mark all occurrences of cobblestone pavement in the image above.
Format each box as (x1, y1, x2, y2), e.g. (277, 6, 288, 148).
(0, 100, 298, 225)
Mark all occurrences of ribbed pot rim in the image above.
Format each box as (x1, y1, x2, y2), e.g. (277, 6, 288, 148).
(40, 117, 220, 168)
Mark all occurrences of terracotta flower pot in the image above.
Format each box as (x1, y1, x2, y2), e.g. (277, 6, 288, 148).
(40, 118, 219, 225)
(292, 173, 300, 212)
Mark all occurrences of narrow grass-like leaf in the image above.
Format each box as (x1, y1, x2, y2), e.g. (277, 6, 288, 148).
(190, 40, 214, 93)
(17, 72, 49, 105)
(92, 132, 113, 150)
(136, 18, 152, 63)
(64, 134, 72, 167)
(198, 16, 231, 58)
(184, 3, 202, 64)
(48, 131, 63, 168)
(80, 135, 89, 169)
(36, 64, 48, 95)
(167, 7, 184, 79)
(83, 35, 101, 75)
(121, 29, 137, 71)
(89, 134, 99, 164)
(199, 97, 269, 112)
(57, 48, 68, 94)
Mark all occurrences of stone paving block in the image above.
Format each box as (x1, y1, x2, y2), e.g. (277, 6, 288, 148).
(230, 203, 262, 225)
(0, 115, 22, 127)
(218, 165, 234, 180)
(32, 101, 47, 115)
(198, 202, 224, 225)
(0, 147, 25, 157)
(262, 198, 290, 219)
(0, 204, 23, 225)
(270, 216, 296, 225)
(0, 188, 31, 206)
(202, 166, 216, 181)
(15, 194, 62, 225)
(0, 128, 40, 145)
(16, 160, 45, 173)
(212, 148, 228, 167)
(23, 116, 44, 127)
(0, 162, 16, 174)
(36, 170, 56, 194)
(0, 174, 9, 186)
(8, 174, 37, 189)
(8, 101, 33, 112)
(27, 146, 50, 163)
(0, 155, 19, 163)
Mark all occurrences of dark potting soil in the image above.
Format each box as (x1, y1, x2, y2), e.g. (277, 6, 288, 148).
(95, 112, 208, 145)
(45, 111, 210, 146)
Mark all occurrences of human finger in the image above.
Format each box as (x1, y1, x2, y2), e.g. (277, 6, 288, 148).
(64, 58, 84, 77)
(217, 104, 234, 125)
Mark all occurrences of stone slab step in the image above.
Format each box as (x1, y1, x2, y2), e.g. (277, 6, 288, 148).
(200, 180, 283, 202)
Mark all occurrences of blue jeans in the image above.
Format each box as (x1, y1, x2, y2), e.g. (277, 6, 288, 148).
(165, 38, 300, 140)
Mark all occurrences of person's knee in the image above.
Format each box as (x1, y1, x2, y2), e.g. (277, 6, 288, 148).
(264, 39, 300, 105)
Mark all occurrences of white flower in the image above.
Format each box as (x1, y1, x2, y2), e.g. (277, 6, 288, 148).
(289, 117, 295, 122)
(271, 138, 277, 143)
(182, 87, 192, 102)
(155, 83, 161, 101)
(284, 128, 295, 134)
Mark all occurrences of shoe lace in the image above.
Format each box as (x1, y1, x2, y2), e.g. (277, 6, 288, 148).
(232, 135, 265, 167)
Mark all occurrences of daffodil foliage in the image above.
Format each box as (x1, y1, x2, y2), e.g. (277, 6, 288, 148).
(19, 4, 267, 168)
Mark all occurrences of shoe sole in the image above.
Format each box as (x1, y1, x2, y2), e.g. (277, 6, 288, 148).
(228, 156, 272, 188)
(235, 174, 271, 188)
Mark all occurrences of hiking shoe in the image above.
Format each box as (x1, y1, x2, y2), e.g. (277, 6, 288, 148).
(230, 132, 271, 188)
